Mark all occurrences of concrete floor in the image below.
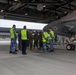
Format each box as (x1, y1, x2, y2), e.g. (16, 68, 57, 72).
(0, 43, 76, 75)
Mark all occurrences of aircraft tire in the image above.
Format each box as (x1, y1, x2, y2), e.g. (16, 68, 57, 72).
(66, 44, 72, 50)
(71, 44, 75, 50)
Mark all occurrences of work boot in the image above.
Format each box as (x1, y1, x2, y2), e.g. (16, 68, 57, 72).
(49, 50, 54, 52)
(12, 51, 17, 54)
(9, 51, 12, 53)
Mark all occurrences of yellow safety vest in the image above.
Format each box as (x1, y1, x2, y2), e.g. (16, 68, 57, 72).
(21, 29, 27, 40)
(42, 32, 48, 42)
(10, 28, 15, 38)
(49, 30, 54, 40)
(51, 30, 54, 37)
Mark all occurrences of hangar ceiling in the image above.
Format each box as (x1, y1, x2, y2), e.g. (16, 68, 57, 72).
(0, 0, 76, 23)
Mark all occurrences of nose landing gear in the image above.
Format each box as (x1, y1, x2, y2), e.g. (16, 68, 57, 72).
(66, 44, 75, 50)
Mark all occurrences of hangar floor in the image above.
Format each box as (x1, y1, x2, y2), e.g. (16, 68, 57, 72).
(0, 41, 76, 75)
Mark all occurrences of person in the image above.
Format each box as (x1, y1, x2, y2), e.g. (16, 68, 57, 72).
(33, 31, 39, 49)
(38, 31, 42, 50)
(42, 30, 49, 53)
(21, 26, 28, 55)
(18, 29, 22, 50)
(48, 28, 55, 52)
(28, 30, 33, 50)
(10, 25, 17, 54)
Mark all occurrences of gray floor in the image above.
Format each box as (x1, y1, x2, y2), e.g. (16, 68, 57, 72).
(0, 44, 76, 75)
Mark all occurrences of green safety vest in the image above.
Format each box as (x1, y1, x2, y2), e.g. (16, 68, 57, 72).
(49, 30, 54, 40)
(10, 28, 15, 38)
(21, 29, 27, 40)
(42, 32, 48, 42)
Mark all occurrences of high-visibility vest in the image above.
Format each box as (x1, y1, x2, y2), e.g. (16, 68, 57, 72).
(21, 29, 27, 40)
(42, 32, 48, 42)
(49, 30, 54, 40)
(10, 28, 15, 38)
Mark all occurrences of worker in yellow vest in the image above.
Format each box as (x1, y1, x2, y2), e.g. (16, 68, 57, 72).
(48, 28, 55, 52)
(42, 30, 49, 53)
(21, 26, 28, 55)
(10, 25, 17, 54)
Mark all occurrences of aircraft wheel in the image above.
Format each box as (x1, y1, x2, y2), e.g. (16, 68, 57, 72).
(71, 44, 75, 50)
(66, 44, 72, 50)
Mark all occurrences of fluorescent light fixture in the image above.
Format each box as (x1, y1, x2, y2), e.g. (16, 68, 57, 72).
(25, 13, 28, 15)
(14, 0, 18, 1)
(0, 19, 47, 30)
(64, 11, 67, 13)
(1, 10, 4, 12)
(43, 5, 46, 7)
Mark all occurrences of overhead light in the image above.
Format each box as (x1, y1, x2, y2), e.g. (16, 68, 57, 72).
(14, 0, 18, 1)
(43, 5, 46, 8)
(37, 4, 43, 11)
(25, 13, 28, 15)
(1, 10, 4, 12)
(64, 11, 67, 13)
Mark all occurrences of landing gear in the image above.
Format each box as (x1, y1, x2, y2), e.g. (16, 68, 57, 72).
(66, 44, 75, 50)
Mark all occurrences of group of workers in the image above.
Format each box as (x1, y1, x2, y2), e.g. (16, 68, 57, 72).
(9, 24, 55, 55)
(10, 25, 27, 54)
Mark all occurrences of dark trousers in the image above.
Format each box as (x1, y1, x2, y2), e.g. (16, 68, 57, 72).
(34, 40, 38, 48)
(22, 40, 27, 54)
(18, 40, 22, 50)
(49, 40, 54, 51)
(29, 40, 33, 49)
(39, 41, 42, 49)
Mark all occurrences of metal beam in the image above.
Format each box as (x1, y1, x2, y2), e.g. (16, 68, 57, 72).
(56, 0, 75, 9)
(0, 0, 8, 4)
(61, 6, 74, 10)
(69, 4, 76, 7)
